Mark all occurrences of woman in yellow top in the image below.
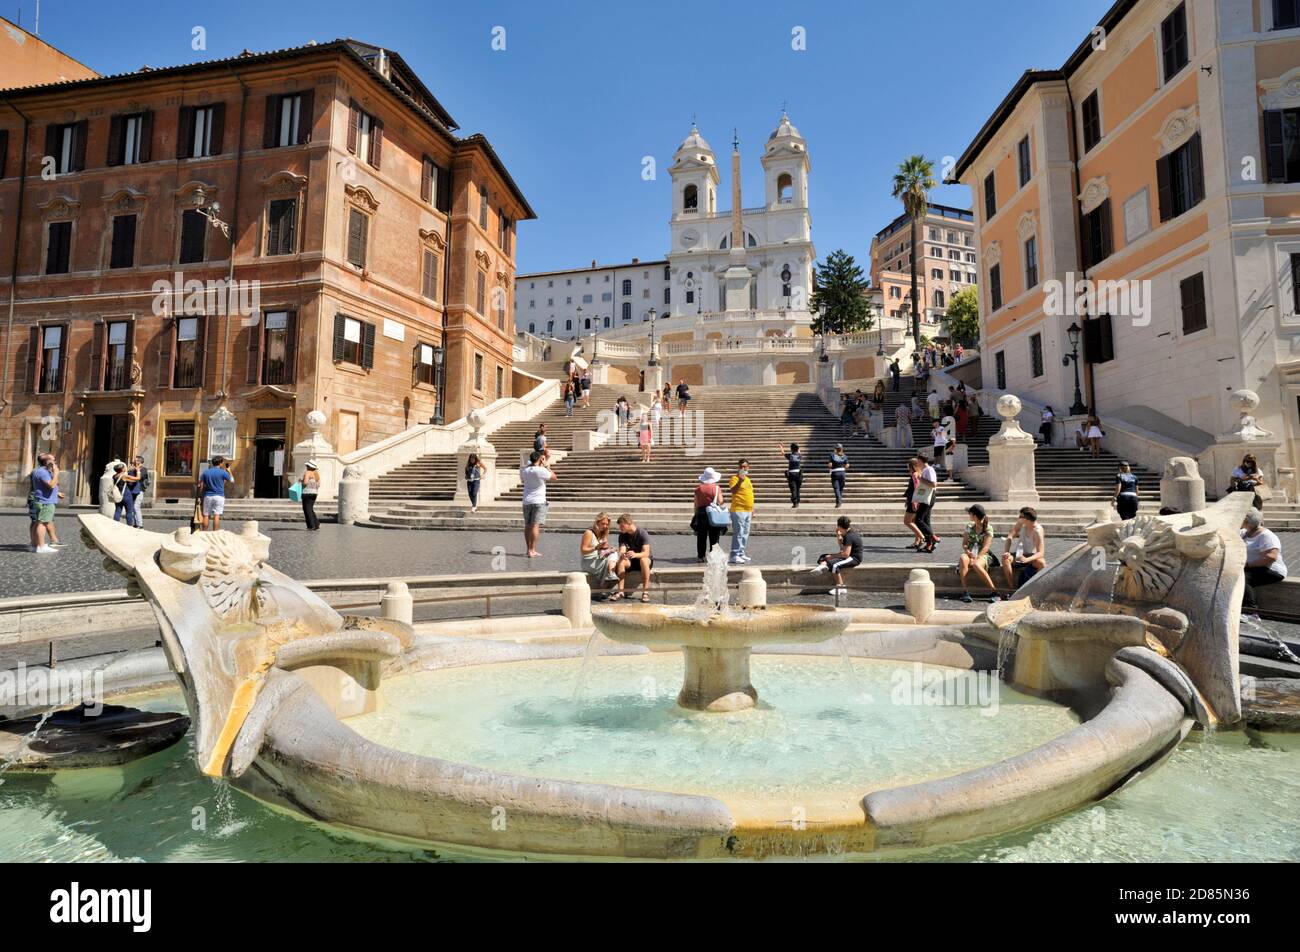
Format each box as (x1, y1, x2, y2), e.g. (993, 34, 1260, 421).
(728, 459, 754, 565)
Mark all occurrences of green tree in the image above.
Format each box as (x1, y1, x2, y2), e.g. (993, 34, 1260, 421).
(891, 155, 937, 351)
(809, 250, 872, 336)
(944, 286, 980, 347)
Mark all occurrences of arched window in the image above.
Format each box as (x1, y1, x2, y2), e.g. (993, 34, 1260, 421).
(663, 265, 670, 280)
(565, 319, 572, 331)
(584, 318, 591, 330)
(933, 289, 945, 308)
(776, 173, 793, 203)
(621, 279, 632, 295)
(683, 184, 698, 211)
(528, 322, 535, 334)
(621, 302, 631, 321)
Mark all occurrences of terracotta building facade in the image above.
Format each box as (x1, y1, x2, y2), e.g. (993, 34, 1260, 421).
(0, 39, 533, 504)
(869, 203, 978, 336)
(955, 0, 1300, 472)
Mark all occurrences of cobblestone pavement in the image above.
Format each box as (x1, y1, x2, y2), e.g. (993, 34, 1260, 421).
(6, 511, 1300, 600)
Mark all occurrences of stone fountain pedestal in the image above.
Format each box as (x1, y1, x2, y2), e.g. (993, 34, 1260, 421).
(591, 603, 852, 713)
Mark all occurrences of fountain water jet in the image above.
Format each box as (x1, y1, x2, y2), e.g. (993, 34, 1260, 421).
(592, 549, 851, 712)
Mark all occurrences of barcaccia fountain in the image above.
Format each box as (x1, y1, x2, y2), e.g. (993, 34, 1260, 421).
(70, 476, 1264, 859)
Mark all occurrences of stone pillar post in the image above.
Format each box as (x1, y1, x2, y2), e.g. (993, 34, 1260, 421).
(562, 572, 593, 628)
(381, 581, 414, 625)
(737, 567, 767, 608)
(454, 410, 498, 508)
(904, 569, 935, 624)
(985, 395, 1039, 503)
(1160, 457, 1207, 513)
(336, 466, 369, 525)
(1202, 390, 1282, 500)
(643, 363, 666, 395)
(292, 409, 339, 501)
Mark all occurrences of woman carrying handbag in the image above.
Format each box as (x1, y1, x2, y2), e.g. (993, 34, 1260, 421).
(300, 461, 321, 530)
(691, 467, 727, 562)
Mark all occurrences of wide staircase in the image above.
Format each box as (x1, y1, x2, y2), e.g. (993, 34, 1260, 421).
(365, 378, 1300, 535)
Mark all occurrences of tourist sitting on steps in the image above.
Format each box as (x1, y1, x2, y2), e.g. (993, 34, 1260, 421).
(1240, 508, 1288, 621)
(1230, 453, 1267, 511)
(611, 514, 653, 603)
(580, 512, 619, 590)
(811, 515, 862, 597)
(1001, 507, 1045, 590)
(958, 504, 1000, 603)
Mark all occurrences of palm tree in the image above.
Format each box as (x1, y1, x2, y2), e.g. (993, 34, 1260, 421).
(892, 155, 937, 352)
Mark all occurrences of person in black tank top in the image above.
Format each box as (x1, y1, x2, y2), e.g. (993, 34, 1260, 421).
(777, 442, 802, 508)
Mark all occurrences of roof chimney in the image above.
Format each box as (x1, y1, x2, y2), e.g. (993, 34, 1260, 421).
(591, 259, 597, 268)
(632, 258, 639, 264)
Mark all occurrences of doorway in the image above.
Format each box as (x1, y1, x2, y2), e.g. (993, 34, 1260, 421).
(253, 418, 287, 498)
(90, 414, 130, 505)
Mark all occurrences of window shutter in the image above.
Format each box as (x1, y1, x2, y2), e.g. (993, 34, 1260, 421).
(423, 250, 438, 299)
(361, 321, 376, 370)
(263, 95, 280, 149)
(137, 111, 153, 163)
(421, 157, 432, 203)
(157, 318, 173, 388)
(1099, 199, 1113, 260)
(1079, 209, 1094, 271)
(124, 318, 135, 378)
(177, 106, 194, 160)
(106, 115, 124, 166)
(43, 124, 57, 165)
(283, 311, 298, 382)
(1187, 133, 1204, 206)
(51, 324, 67, 392)
(357, 214, 368, 266)
(332, 313, 346, 362)
(347, 100, 360, 154)
(369, 119, 383, 168)
(1264, 111, 1286, 183)
(297, 90, 314, 144)
(436, 165, 452, 213)
(209, 102, 226, 155)
(411, 343, 420, 388)
(246, 314, 263, 385)
(89, 320, 105, 390)
(0, 129, 8, 178)
(72, 120, 87, 171)
(266, 205, 282, 257)
(1156, 154, 1173, 222)
(196, 315, 211, 389)
(25, 325, 39, 393)
(284, 200, 297, 254)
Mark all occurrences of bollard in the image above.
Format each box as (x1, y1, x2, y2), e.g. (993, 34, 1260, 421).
(904, 568, 935, 625)
(562, 572, 593, 628)
(381, 581, 413, 625)
(737, 567, 767, 609)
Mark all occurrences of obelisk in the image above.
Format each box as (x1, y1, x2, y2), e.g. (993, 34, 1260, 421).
(723, 130, 753, 314)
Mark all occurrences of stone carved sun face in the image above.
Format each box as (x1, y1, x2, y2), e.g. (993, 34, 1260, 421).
(1100, 516, 1181, 603)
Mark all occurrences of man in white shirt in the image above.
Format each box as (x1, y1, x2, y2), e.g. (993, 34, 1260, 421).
(913, 455, 939, 551)
(1241, 508, 1288, 618)
(520, 450, 556, 558)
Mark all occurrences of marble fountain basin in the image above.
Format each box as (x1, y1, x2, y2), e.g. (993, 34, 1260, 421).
(71, 491, 1252, 861)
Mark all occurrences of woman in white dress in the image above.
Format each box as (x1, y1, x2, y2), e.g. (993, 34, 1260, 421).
(1085, 415, 1104, 459)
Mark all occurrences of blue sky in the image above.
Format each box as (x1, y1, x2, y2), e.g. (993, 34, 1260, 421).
(17, 0, 1113, 273)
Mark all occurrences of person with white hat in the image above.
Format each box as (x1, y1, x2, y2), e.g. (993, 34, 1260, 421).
(692, 467, 725, 562)
(300, 460, 321, 530)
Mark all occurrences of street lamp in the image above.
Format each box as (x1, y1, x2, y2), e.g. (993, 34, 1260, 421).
(873, 306, 885, 356)
(1064, 322, 1087, 416)
(646, 307, 658, 366)
(432, 346, 446, 425)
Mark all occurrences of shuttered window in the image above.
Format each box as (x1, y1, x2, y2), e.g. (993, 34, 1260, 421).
(346, 208, 368, 268)
(107, 112, 152, 166)
(332, 314, 374, 369)
(1180, 272, 1208, 336)
(1080, 199, 1113, 270)
(110, 214, 136, 269)
(983, 172, 997, 219)
(258, 310, 296, 385)
(1029, 333, 1044, 378)
(1017, 136, 1031, 187)
(1161, 4, 1189, 82)
(1293, 254, 1300, 315)
(103, 320, 133, 391)
(263, 92, 313, 148)
(46, 221, 72, 274)
(422, 249, 439, 300)
(988, 263, 1002, 311)
(179, 209, 207, 263)
(1156, 133, 1204, 222)
(266, 199, 298, 256)
(475, 270, 486, 315)
(1084, 315, 1115, 364)
(172, 317, 205, 388)
(1081, 91, 1102, 152)
(414, 342, 435, 386)
(1264, 109, 1300, 183)
(1023, 236, 1038, 289)
(45, 121, 86, 174)
(1275, 0, 1300, 29)
(177, 104, 224, 159)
